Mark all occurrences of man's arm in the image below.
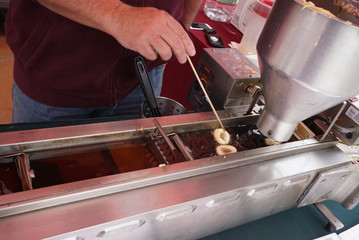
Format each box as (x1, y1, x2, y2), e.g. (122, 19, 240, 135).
(182, 0, 204, 30)
(36, 0, 196, 63)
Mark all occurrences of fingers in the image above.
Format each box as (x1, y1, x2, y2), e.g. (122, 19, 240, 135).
(148, 32, 191, 64)
(157, 28, 187, 63)
(146, 11, 195, 63)
(166, 16, 196, 56)
(112, 7, 195, 63)
(149, 35, 172, 61)
(161, 16, 196, 63)
(137, 42, 158, 61)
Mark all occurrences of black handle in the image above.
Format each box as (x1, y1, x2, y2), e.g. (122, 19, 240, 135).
(134, 57, 161, 117)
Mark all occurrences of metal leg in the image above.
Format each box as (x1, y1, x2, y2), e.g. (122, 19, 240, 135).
(320, 101, 347, 142)
(314, 202, 344, 232)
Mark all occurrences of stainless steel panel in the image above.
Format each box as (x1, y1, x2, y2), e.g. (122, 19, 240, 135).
(298, 164, 359, 207)
(187, 49, 261, 115)
(0, 112, 241, 157)
(0, 142, 353, 239)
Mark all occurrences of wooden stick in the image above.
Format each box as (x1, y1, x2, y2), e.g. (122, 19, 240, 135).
(187, 55, 226, 131)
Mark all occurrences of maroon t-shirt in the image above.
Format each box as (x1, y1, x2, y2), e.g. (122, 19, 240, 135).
(5, 0, 184, 107)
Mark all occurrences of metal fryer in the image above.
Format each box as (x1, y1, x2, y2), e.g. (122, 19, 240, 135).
(1, 0, 359, 238)
(0, 111, 358, 239)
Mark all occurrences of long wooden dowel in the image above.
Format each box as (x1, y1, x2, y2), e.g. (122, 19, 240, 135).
(186, 55, 225, 131)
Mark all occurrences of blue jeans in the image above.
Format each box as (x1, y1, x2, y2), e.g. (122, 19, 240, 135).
(12, 65, 165, 123)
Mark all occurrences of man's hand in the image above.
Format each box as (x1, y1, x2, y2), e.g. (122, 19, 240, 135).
(109, 5, 196, 63)
(37, 0, 196, 63)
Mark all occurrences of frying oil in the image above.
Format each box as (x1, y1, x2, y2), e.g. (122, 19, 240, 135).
(1, 124, 268, 195)
(0, 142, 157, 194)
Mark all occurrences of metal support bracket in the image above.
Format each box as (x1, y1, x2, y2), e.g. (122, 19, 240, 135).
(314, 202, 344, 231)
(244, 85, 263, 115)
(298, 165, 359, 208)
(297, 164, 359, 232)
(319, 101, 347, 142)
(147, 119, 186, 165)
(0, 153, 34, 191)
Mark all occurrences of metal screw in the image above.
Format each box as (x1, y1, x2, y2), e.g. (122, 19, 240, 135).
(97, 231, 106, 238)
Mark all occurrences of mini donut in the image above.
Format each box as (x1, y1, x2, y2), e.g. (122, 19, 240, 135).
(216, 145, 237, 155)
(264, 138, 281, 146)
(213, 128, 230, 145)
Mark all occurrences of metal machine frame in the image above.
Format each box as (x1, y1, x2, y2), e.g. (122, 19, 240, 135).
(0, 112, 358, 239)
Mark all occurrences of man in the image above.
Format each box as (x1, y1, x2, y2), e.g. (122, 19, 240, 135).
(5, 0, 202, 122)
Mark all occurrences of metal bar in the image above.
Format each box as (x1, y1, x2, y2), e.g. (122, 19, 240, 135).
(15, 153, 33, 191)
(314, 202, 344, 231)
(0, 139, 344, 217)
(172, 134, 194, 161)
(0, 153, 23, 160)
(0, 111, 251, 155)
(153, 120, 177, 153)
(153, 119, 184, 164)
(145, 136, 168, 165)
(320, 101, 347, 142)
(245, 85, 262, 115)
